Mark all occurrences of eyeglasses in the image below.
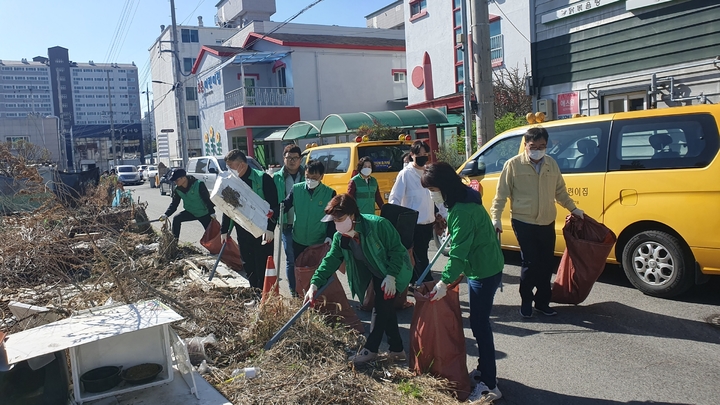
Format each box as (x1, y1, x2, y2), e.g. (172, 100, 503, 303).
(284, 156, 300, 162)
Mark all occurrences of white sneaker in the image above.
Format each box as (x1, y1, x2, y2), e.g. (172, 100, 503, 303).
(468, 381, 502, 402)
(349, 348, 377, 364)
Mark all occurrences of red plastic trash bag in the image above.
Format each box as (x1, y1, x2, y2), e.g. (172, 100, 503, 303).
(409, 279, 471, 401)
(551, 214, 617, 304)
(199, 219, 244, 271)
(294, 243, 364, 333)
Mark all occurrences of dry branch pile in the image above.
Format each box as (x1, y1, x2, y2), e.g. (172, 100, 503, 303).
(0, 190, 473, 404)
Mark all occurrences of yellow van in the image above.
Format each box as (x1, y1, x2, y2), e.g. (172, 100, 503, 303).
(458, 104, 720, 298)
(304, 139, 413, 204)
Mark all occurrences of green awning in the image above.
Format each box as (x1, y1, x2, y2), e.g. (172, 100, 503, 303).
(318, 108, 453, 135)
(253, 127, 286, 142)
(263, 129, 286, 142)
(282, 120, 322, 140)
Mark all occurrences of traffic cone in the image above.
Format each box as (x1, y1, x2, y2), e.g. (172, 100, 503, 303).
(261, 255, 279, 304)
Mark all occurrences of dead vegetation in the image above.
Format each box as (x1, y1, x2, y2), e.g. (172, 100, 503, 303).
(0, 181, 470, 404)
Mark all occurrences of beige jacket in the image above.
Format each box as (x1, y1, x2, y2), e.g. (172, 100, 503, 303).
(491, 153, 576, 226)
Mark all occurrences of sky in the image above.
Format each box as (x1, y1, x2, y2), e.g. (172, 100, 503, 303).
(0, 0, 397, 111)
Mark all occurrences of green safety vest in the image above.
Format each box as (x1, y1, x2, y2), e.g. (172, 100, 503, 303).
(273, 166, 304, 224)
(292, 182, 334, 246)
(247, 168, 265, 199)
(176, 179, 209, 218)
(351, 174, 379, 215)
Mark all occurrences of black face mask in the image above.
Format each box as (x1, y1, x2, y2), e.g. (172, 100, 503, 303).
(414, 156, 429, 167)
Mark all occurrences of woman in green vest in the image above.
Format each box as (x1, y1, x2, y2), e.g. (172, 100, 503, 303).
(304, 193, 412, 365)
(347, 156, 385, 215)
(159, 169, 216, 239)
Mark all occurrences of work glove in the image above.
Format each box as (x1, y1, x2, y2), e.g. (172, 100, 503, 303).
(220, 233, 227, 244)
(381, 275, 396, 299)
(572, 208, 584, 219)
(159, 214, 167, 222)
(324, 237, 332, 245)
(303, 284, 318, 305)
(262, 230, 274, 244)
(210, 213, 216, 220)
(492, 219, 502, 233)
(430, 280, 448, 302)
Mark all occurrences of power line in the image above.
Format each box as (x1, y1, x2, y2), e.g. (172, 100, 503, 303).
(180, 0, 210, 25)
(492, 1, 530, 44)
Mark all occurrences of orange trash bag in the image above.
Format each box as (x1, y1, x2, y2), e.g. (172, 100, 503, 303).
(551, 214, 617, 304)
(294, 243, 364, 333)
(409, 279, 471, 401)
(199, 219, 244, 271)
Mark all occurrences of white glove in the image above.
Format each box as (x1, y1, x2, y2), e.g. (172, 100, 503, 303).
(159, 214, 167, 222)
(324, 237, 332, 245)
(492, 219, 502, 233)
(430, 280, 448, 302)
(572, 208, 584, 219)
(303, 284, 318, 305)
(263, 230, 274, 243)
(210, 213, 216, 220)
(220, 233, 227, 244)
(380, 275, 396, 299)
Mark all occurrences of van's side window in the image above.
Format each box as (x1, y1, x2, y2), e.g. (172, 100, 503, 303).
(609, 114, 719, 171)
(476, 134, 524, 175)
(194, 158, 208, 174)
(308, 147, 351, 174)
(186, 159, 197, 173)
(207, 159, 220, 174)
(357, 145, 411, 172)
(547, 122, 610, 173)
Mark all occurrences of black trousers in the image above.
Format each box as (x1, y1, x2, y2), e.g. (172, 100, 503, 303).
(172, 211, 212, 239)
(410, 223, 434, 284)
(235, 226, 274, 290)
(364, 275, 403, 353)
(292, 241, 309, 263)
(511, 219, 556, 308)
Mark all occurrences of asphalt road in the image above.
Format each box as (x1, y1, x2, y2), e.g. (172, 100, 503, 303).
(130, 183, 720, 405)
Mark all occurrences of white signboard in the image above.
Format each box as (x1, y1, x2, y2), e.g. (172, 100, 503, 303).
(542, 0, 622, 24)
(157, 133, 170, 158)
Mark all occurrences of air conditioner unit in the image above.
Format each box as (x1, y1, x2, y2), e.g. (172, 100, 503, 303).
(536, 99, 554, 120)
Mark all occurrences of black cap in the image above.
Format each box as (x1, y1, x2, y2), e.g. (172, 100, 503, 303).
(169, 169, 186, 181)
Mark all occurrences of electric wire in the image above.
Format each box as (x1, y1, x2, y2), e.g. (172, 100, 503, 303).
(492, 1, 531, 44)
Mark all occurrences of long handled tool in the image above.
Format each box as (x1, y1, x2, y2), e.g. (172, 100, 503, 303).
(264, 275, 336, 351)
(415, 235, 452, 287)
(209, 221, 234, 281)
(131, 219, 160, 227)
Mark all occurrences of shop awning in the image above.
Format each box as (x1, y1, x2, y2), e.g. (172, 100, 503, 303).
(282, 120, 322, 140)
(319, 108, 455, 135)
(252, 127, 287, 142)
(263, 129, 287, 142)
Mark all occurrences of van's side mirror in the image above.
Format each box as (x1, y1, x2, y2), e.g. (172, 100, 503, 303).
(208, 167, 218, 174)
(460, 159, 479, 176)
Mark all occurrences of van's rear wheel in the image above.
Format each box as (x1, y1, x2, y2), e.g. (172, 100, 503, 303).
(621, 230, 694, 298)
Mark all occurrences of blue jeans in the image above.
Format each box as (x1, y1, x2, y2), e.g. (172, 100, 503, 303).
(468, 271, 502, 390)
(282, 225, 296, 293)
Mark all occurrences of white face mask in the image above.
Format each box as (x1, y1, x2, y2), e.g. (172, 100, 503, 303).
(360, 167, 372, 177)
(306, 179, 320, 189)
(335, 216, 354, 235)
(229, 168, 239, 177)
(527, 149, 545, 161)
(430, 190, 445, 204)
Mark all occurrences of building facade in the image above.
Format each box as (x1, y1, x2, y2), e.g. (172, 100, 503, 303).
(532, 0, 720, 119)
(366, 0, 405, 30)
(148, 20, 236, 166)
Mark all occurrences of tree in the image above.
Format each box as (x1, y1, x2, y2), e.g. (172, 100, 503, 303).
(493, 66, 533, 120)
(0, 141, 46, 182)
(356, 120, 403, 141)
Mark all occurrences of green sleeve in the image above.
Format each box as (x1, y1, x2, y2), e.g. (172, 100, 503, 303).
(442, 207, 474, 284)
(378, 218, 407, 279)
(310, 233, 344, 287)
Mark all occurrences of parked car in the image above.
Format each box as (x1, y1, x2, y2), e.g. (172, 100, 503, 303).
(186, 155, 264, 192)
(458, 104, 720, 298)
(159, 167, 182, 196)
(145, 165, 158, 187)
(137, 164, 149, 181)
(115, 165, 142, 186)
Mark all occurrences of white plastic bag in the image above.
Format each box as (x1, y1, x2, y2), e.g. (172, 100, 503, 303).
(210, 172, 270, 238)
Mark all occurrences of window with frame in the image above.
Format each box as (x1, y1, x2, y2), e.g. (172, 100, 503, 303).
(181, 29, 199, 43)
(183, 58, 196, 73)
(410, 0, 427, 19)
(610, 114, 719, 171)
(6, 136, 29, 148)
(185, 86, 197, 101)
(546, 122, 611, 173)
(187, 115, 200, 129)
(472, 134, 524, 175)
(307, 147, 352, 174)
(393, 71, 406, 83)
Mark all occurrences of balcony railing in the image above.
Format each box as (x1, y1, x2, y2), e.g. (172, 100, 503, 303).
(225, 87, 295, 110)
(490, 34, 504, 64)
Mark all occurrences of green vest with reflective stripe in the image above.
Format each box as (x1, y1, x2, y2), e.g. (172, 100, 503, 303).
(247, 168, 265, 199)
(352, 174, 378, 215)
(292, 182, 334, 246)
(176, 179, 209, 217)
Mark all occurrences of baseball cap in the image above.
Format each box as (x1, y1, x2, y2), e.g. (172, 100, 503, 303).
(169, 169, 187, 181)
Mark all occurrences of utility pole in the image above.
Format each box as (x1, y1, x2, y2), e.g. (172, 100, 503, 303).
(106, 69, 116, 167)
(461, 0, 473, 160)
(143, 84, 154, 164)
(56, 69, 69, 171)
(170, 0, 189, 168)
(471, 0, 495, 146)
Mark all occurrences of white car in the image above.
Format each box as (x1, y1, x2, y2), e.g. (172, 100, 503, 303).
(115, 165, 142, 186)
(145, 165, 159, 187)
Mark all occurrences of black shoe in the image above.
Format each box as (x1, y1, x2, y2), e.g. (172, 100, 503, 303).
(520, 302, 533, 318)
(534, 306, 557, 316)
